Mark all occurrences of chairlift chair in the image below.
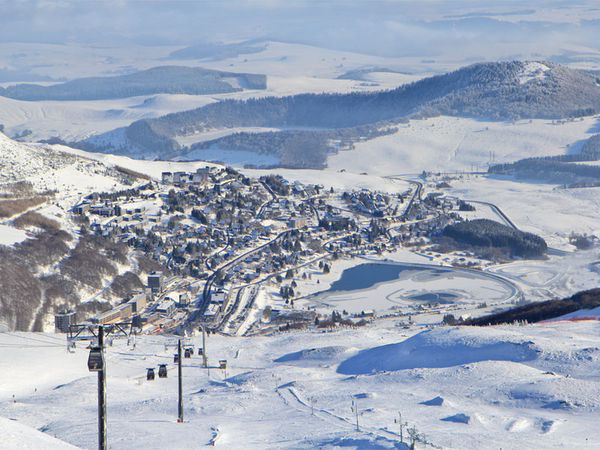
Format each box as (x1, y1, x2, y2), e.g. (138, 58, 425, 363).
(198, 348, 203, 356)
(158, 364, 168, 378)
(174, 353, 179, 364)
(147, 368, 155, 381)
(184, 348, 192, 358)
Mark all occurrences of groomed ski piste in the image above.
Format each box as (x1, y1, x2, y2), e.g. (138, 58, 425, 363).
(1, 315, 600, 450)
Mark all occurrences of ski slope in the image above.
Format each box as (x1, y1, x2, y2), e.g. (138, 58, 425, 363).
(2, 319, 600, 449)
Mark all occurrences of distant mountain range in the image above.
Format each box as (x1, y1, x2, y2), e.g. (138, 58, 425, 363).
(79, 61, 600, 166)
(336, 67, 409, 81)
(165, 40, 268, 61)
(0, 66, 267, 101)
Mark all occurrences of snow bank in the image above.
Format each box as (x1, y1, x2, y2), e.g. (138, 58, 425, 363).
(421, 396, 444, 406)
(547, 306, 600, 322)
(0, 416, 82, 449)
(441, 413, 471, 424)
(337, 326, 537, 374)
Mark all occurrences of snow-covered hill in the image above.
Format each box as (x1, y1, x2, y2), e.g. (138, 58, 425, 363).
(85, 60, 600, 164)
(2, 319, 600, 449)
(0, 134, 163, 331)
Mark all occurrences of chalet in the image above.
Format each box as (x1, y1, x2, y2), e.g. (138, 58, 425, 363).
(90, 205, 115, 217)
(162, 172, 173, 183)
(243, 272, 257, 282)
(116, 302, 134, 320)
(178, 293, 189, 307)
(134, 311, 161, 328)
(173, 172, 188, 186)
(92, 308, 121, 325)
(288, 217, 307, 228)
(320, 216, 351, 231)
(204, 302, 221, 319)
(116, 204, 147, 216)
(108, 216, 124, 225)
(198, 166, 217, 176)
(211, 289, 227, 304)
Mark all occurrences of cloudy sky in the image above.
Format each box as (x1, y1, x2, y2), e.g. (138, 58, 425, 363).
(1, 0, 599, 59)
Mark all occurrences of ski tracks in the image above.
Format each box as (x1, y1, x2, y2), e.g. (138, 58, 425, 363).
(277, 386, 402, 444)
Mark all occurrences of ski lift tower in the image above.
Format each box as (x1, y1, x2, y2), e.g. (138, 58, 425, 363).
(87, 326, 107, 450)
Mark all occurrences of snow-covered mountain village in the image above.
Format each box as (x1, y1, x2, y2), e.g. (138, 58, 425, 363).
(3, 1, 600, 449)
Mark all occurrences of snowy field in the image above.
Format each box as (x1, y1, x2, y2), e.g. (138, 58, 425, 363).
(0, 41, 429, 143)
(4, 132, 600, 449)
(2, 319, 600, 450)
(445, 175, 600, 250)
(327, 115, 600, 176)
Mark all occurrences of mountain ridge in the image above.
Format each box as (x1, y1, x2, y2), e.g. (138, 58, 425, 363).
(81, 61, 600, 165)
(0, 66, 267, 101)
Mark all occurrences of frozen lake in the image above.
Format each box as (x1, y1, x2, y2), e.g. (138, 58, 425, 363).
(306, 261, 518, 313)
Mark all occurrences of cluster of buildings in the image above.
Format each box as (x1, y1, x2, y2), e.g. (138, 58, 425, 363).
(55, 272, 194, 333)
(161, 166, 216, 186)
(345, 190, 393, 217)
(62, 162, 473, 335)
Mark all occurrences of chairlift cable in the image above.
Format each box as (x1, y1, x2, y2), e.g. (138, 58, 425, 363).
(5, 332, 71, 345)
(0, 343, 64, 348)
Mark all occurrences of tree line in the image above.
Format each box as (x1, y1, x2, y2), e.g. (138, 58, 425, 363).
(466, 288, 600, 326)
(443, 219, 547, 258)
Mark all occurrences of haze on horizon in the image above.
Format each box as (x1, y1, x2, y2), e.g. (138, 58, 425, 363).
(1, 0, 599, 63)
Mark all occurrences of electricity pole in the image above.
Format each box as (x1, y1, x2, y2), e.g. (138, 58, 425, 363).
(178, 340, 183, 423)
